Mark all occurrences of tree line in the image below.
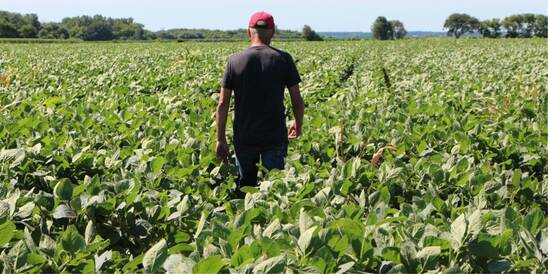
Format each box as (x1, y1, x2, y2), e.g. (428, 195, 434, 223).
(155, 28, 301, 41)
(0, 10, 301, 41)
(0, 11, 153, 40)
(369, 13, 547, 40)
(2, 10, 546, 41)
(444, 13, 548, 38)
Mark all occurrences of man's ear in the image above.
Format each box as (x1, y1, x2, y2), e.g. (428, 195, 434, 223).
(247, 28, 251, 39)
(272, 27, 276, 38)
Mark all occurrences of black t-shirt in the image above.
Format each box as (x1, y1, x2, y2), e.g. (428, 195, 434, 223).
(221, 45, 301, 147)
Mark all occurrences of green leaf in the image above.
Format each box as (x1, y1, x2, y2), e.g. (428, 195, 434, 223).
(262, 218, 281, 238)
(381, 246, 400, 263)
(328, 219, 364, 240)
(39, 235, 56, 254)
(242, 208, 263, 225)
(335, 262, 355, 274)
(151, 156, 166, 174)
(53, 204, 77, 219)
(415, 246, 440, 259)
(231, 245, 253, 268)
(251, 255, 285, 274)
(327, 234, 349, 256)
(194, 211, 207, 239)
(26, 252, 46, 265)
(95, 250, 112, 272)
(174, 231, 191, 243)
(143, 239, 168, 274)
(417, 141, 427, 154)
(0, 201, 9, 221)
(85, 220, 95, 244)
(177, 195, 190, 215)
(240, 186, 258, 193)
(0, 220, 15, 246)
(380, 186, 391, 204)
(54, 179, 74, 201)
(43, 96, 64, 109)
(61, 225, 86, 253)
(511, 169, 521, 187)
(468, 209, 482, 237)
(310, 256, 327, 273)
(296, 183, 315, 199)
(298, 226, 316, 254)
(486, 259, 511, 273)
(299, 209, 314, 235)
(167, 167, 194, 179)
(168, 243, 193, 254)
(123, 254, 143, 273)
(450, 214, 467, 250)
(228, 227, 246, 250)
(258, 239, 281, 257)
(192, 255, 225, 274)
(163, 254, 194, 273)
(0, 148, 25, 168)
(15, 202, 34, 219)
(469, 233, 499, 259)
(522, 207, 543, 235)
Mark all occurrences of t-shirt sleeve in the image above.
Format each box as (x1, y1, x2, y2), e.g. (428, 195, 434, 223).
(285, 54, 301, 88)
(221, 60, 233, 89)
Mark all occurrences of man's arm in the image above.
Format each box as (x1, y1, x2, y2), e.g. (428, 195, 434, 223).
(288, 84, 304, 140)
(216, 87, 232, 161)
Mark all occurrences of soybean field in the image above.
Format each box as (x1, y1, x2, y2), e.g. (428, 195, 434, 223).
(0, 39, 547, 273)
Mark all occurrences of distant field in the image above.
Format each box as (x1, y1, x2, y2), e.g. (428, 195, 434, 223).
(0, 38, 84, 44)
(319, 31, 447, 38)
(0, 39, 546, 273)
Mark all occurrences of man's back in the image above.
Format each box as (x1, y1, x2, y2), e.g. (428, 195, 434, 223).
(216, 11, 304, 193)
(222, 46, 301, 146)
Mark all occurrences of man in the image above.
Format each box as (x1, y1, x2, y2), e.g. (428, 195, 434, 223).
(216, 11, 305, 195)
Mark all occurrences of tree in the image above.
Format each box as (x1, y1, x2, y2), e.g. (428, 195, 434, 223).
(84, 21, 114, 41)
(61, 15, 93, 39)
(0, 20, 18, 38)
(0, 11, 40, 38)
(444, 13, 480, 38)
(38, 22, 69, 39)
(111, 18, 145, 40)
(479, 18, 501, 38)
(142, 30, 157, 40)
(371, 16, 393, 40)
(533, 14, 548, 37)
(389, 20, 407, 39)
(501, 15, 521, 38)
(302, 25, 322, 41)
(23, 14, 40, 30)
(521, 13, 536, 37)
(19, 24, 38, 38)
(501, 14, 537, 38)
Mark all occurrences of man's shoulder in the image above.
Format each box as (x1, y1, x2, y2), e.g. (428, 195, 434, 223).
(227, 48, 258, 64)
(268, 46, 293, 59)
(227, 51, 245, 64)
(265, 47, 297, 67)
(227, 46, 294, 64)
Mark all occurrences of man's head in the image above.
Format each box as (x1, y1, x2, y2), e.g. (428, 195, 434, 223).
(248, 11, 275, 45)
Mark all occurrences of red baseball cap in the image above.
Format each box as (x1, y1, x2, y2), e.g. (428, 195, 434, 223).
(249, 11, 275, 29)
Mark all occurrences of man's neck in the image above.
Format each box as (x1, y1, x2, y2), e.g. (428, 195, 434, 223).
(250, 40, 270, 47)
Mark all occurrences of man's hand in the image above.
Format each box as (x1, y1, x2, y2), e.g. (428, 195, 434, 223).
(216, 140, 230, 162)
(216, 87, 232, 162)
(288, 84, 304, 141)
(288, 122, 300, 140)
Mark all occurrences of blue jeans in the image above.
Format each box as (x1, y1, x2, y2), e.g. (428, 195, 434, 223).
(235, 143, 287, 188)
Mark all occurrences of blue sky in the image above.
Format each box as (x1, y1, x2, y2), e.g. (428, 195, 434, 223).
(1, 0, 546, 32)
